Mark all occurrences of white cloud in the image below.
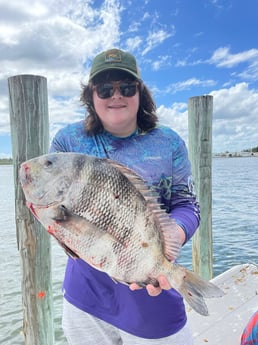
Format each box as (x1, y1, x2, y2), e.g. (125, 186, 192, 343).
(0, 0, 122, 75)
(211, 83, 258, 151)
(126, 37, 142, 51)
(211, 82, 258, 120)
(0, 1, 49, 23)
(126, 21, 141, 33)
(152, 55, 170, 71)
(238, 60, 258, 81)
(0, 0, 122, 130)
(209, 47, 258, 68)
(157, 103, 189, 143)
(48, 95, 85, 141)
(142, 12, 151, 21)
(156, 83, 258, 153)
(142, 29, 174, 56)
(164, 78, 216, 94)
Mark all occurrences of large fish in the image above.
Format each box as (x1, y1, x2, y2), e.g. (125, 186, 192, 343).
(19, 152, 224, 316)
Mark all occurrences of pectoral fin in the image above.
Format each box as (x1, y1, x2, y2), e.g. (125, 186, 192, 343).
(50, 205, 123, 272)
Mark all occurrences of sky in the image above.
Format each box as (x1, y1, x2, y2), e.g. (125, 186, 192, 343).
(1, 0, 258, 157)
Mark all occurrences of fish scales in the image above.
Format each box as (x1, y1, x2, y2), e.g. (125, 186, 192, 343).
(19, 152, 225, 316)
(73, 157, 144, 243)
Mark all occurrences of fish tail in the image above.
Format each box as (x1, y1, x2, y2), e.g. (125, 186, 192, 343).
(175, 268, 225, 316)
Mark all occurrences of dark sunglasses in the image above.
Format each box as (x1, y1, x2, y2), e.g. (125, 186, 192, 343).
(93, 81, 139, 99)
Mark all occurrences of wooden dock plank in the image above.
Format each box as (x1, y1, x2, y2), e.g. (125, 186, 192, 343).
(187, 264, 258, 344)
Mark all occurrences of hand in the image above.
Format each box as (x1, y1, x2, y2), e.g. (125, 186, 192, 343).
(129, 275, 172, 297)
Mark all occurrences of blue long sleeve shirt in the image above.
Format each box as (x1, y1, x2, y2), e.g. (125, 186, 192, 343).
(49, 120, 200, 339)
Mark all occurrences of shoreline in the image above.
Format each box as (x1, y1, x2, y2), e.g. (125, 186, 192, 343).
(1, 154, 258, 165)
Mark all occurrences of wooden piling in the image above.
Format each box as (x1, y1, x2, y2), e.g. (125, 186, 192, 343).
(188, 95, 213, 280)
(8, 75, 54, 344)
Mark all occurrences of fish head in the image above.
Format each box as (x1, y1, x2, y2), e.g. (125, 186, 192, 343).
(19, 153, 76, 207)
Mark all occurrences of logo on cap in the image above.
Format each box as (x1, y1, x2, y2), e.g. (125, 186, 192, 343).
(105, 50, 122, 63)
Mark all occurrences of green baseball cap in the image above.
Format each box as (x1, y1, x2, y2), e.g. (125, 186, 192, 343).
(89, 48, 140, 81)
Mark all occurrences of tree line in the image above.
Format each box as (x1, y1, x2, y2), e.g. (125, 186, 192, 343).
(0, 145, 257, 165)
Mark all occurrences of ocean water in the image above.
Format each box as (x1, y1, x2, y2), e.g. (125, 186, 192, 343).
(0, 157, 257, 344)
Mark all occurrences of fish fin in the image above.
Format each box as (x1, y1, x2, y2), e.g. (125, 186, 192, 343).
(47, 223, 80, 259)
(49, 205, 94, 258)
(107, 159, 181, 261)
(59, 242, 80, 259)
(53, 205, 122, 245)
(175, 268, 225, 316)
(52, 207, 127, 271)
(51, 204, 71, 221)
(52, 205, 94, 234)
(156, 217, 181, 261)
(107, 159, 150, 189)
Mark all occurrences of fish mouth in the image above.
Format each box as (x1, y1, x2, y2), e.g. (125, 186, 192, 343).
(27, 202, 40, 219)
(26, 200, 57, 208)
(26, 201, 59, 221)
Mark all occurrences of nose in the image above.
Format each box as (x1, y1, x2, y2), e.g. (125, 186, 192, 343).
(112, 86, 122, 98)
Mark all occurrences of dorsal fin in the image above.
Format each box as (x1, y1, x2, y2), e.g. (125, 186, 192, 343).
(106, 159, 150, 191)
(107, 159, 181, 261)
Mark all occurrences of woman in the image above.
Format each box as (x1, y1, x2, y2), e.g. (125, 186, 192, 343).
(50, 48, 200, 344)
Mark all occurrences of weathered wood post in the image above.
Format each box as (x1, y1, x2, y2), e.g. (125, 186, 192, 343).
(188, 95, 213, 280)
(8, 75, 54, 344)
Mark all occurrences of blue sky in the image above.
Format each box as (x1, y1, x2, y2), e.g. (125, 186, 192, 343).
(1, 0, 258, 157)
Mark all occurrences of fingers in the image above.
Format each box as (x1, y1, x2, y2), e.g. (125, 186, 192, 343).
(129, 282, 162, 296)
(146, 275, 171, 296)
(129, 275, 172, 296)
(146, 284, 162, 296)
(129, 283, 141, 291)
(158, 275, 172, 290)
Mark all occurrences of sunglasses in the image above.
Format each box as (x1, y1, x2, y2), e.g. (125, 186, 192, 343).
(93, 81, 139, 99)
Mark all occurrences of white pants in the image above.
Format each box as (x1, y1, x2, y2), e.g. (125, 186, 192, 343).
(62, 299, 194, 345)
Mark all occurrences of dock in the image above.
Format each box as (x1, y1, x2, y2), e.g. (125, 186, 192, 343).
(187, 263, 258, 344)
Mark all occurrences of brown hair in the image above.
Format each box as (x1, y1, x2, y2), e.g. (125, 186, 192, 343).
(80, 71, 158, 136)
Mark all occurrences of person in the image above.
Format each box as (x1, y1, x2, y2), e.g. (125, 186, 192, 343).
(50, 48, 200, 345)
(240, 311, 258, 345)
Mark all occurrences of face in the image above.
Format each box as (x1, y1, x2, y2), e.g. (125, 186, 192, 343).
(92, 71, 140, 137)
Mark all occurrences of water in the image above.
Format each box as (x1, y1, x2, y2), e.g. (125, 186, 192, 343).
(0, 157, 257, 344)
(181, 156, 258, 275)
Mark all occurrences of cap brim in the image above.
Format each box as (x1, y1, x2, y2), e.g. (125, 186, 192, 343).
(89, 66, 139, 81)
